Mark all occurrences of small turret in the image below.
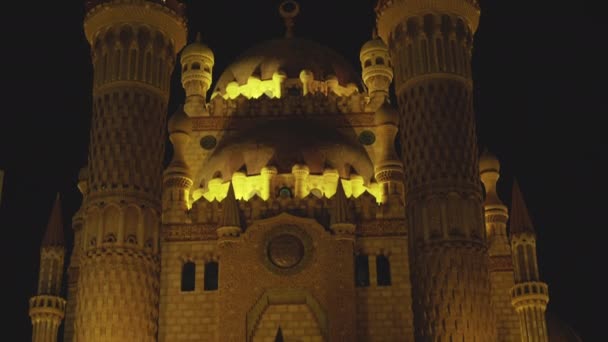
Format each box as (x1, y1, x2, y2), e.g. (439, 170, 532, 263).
(510, 180, 537, 235)
(181, 33, 215, 116)
(330, 180, 355, 238)
(360, 30, 393, 111)
(29, 194, 67, 342)
(479, 150, 510, 255)
(163, 108, 193, 223)
(373, 102, 404, 206)
(217, 182, 242, 239)
(509, 180, 550, 342)
(42, 193, 65, 248)
(479, 151, 521, 340)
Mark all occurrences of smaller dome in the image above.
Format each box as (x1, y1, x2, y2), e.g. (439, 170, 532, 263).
(180, 33, 214, 63)
(168, 107, 191, 134)
(375, 101, 399, 126)
(361, 37, 388, 55)
(479, 149, 500, 174)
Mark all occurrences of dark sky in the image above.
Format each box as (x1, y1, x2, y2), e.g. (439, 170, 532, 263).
(1, 0, 605, 340)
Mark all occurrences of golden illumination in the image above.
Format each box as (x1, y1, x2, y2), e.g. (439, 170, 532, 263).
(195, 172, 382, 203)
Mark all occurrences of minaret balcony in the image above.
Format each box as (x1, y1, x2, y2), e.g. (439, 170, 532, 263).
(29, 295, 66, 318)
(511, 282, 549, 308)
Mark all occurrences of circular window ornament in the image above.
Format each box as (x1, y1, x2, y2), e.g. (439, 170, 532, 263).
(358, 130, 376, 145)
(278, 186, 292, 198)
(200, 135, 217, 150)
(268, 234, 305, 269)
(262, 225, 313, 276)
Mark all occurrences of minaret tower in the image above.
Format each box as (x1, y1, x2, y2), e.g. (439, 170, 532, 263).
(29, 194, 67, 342)
(163, 35, 214, 223)
(510, 181, 550, 341)
(76, 1, 186, 340)
(63, 168, 88, 342)
(480, 151, 521, 341)
(376, 0, 496, 340)
(360, 30, 393, 111)
(180, 33, 214, 116)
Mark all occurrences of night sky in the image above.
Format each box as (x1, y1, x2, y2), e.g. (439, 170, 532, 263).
(1, 0, 605, 340)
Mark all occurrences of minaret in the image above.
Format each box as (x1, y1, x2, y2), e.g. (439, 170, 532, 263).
(510, 180, 550, 341)
(180, 33, 215, 117)
(480, 151, 521, 341)
(63, 168, 88, 342)
(163, 35, 214, 223)
(376, 0, 496, 340)
(360, 31, 394, 111)
(29, 194, 67, 342)
(76, 1, 186, 340)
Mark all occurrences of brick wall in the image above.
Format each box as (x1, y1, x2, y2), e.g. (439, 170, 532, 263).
(158, 241, 219, 341)
(356, 237, 414, 341)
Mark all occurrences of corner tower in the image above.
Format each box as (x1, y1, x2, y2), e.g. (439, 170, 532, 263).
(29, 194, 67, 342)
(510, 181, 550, 341)
(76, 1, 186, 340)
(480, 151, 521, 341)
(376, 0, 496, 340)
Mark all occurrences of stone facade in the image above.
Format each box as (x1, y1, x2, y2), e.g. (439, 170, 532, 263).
(31, 1, 554, 341)
(158, 241, 219, 341)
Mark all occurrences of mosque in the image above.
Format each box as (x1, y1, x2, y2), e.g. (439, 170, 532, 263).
(28, 0, 580, 341)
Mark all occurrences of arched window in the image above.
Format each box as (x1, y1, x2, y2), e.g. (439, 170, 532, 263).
(181, 262, 196, 292)
(364, 59, 372, 67)
(355, 254, 370, 287)
(192, 62, 201, 70)
(375, 57, 385, 65)
(204, 261, 219, 291)
(376, 255, 392, 286)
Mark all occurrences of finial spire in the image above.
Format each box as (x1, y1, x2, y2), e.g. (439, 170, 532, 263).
(372, 27, 379, 40)
(42, 192, 64, 247)
(195, 32, 202, 43)
(510, 179, 536, 235)
(279, 0, 300, 38)
(331, 179, 352, 225)
(221, 182, 241, 228)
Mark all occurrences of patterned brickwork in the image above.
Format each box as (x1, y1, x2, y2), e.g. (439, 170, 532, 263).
(378, 5, 496, 339)
(397, 78, 478, 191)
(75, 250, 160, 341)
(491, 270, 520, 341)
(88, 87, 167, 197)
(355, 237, 414, 341)
(411, 243, 495, 341)
(76, 3, 185, 340)
(158, 241, 219, 342)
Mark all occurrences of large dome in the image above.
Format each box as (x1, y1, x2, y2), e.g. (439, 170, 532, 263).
(213, 37, 361, 94)
(200, 119, 373, 183)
